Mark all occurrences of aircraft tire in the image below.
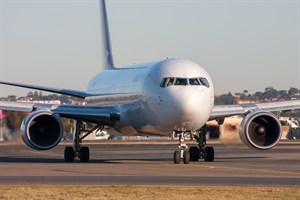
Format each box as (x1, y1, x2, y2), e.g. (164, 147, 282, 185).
(204, 146, 214, 162)
(174, 150, 180, 164)
(64, 146, 74, 162)
(183, 150, 190, 164)
(189, 146, 199, 161)
(80, 147, 90, 162)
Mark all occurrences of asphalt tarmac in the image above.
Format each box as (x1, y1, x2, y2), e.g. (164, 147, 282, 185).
(0, 140, 299, 186)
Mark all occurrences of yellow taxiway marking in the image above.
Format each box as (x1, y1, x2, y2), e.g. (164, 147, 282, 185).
(12, 149, 300, 176)
(200, 164, 300, 175)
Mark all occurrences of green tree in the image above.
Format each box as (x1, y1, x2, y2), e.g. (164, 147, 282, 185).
(278, 90, 289, 100)
(7, 95, 17, 101)
(253, 91, 264, 100)
(288, 87, 299, 96)
(240, 90, 247, 100)
(27, 92, 33, 98)
(263, 87, 278, 100)
(215, 92, 234, 105)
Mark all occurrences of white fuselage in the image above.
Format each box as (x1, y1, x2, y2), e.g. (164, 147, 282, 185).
(86, 58, 215, 136)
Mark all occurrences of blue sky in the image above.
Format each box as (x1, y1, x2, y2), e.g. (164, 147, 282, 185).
(0, 0, 299, 97)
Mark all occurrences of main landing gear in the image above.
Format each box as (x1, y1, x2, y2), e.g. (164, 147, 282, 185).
(173, 126, 214, 164)
(64, 121, 103, 162)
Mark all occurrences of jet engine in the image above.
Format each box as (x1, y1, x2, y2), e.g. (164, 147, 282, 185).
(239, 111, 282, 150)
(21, 111, 63, 150)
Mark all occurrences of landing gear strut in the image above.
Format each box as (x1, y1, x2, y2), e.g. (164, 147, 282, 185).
(173, 131, 191, 164)
(64, 121, 103, 162)
(173, 126, 215, 164)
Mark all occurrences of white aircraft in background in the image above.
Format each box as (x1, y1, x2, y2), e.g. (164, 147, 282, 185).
(0, 0, 299, 164)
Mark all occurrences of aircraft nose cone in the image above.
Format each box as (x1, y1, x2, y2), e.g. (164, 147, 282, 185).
(173, 87, 212, 131)
(175, 88, 202, 116)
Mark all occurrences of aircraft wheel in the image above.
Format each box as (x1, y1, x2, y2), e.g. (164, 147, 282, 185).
(64, 146, 74, 162)
(80, 147, 90, 162)
(183, 150, 190, 164)
(189, 146, 199, 161)
(204, 147, 214, 162)
(174, 150, 180, 164)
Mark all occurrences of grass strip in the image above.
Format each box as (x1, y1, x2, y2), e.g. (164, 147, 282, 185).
(0, 185, 299, 200)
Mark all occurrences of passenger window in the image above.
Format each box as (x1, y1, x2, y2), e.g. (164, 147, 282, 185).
(189, 78, 200, 85)
(174, 78, 188, 86)
(199, 77, 210, 88)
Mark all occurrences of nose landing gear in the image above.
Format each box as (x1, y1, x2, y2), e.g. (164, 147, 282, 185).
(173, 126, 215, 164)
(173, 132, 190, 164)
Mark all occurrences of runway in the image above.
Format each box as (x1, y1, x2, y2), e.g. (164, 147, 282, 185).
(0, 140, 299, 186)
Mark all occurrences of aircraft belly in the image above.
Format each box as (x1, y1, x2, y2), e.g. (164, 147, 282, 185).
(113, 100, 176, 136)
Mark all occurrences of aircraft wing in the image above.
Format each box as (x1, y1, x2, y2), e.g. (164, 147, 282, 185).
(210, 100, 300, 121)
(0, 81, 90, 98)
(0, 81, 130, 99)
(0, 101, 120, 125)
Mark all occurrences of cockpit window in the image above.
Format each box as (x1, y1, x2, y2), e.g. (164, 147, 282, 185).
(160, 77, 210, 88)
(167, 78, 175, 86)
(160, 78, 167, 87)
(160, 77, 175, 87)
(189, 78, 200, 85)
(199, 77, 210, 88)
(174, 78, 188, 86)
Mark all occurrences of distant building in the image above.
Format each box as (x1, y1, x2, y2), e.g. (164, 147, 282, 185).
(233, 93, 259, 104)
(17, 99, 61, 104)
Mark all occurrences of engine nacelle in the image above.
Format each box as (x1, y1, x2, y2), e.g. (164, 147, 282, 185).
(239, 111, 282, 150)
(21, 111, 63, 150)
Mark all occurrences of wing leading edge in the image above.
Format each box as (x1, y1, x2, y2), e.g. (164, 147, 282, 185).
(0, 81, 90, 99)
(210, 100, 300, 120)
(0, 101, 120, 125)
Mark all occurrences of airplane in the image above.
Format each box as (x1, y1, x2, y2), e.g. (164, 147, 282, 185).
(0, 0, 299, 164)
